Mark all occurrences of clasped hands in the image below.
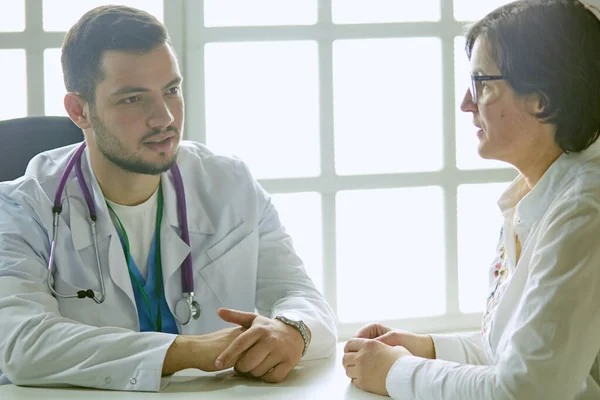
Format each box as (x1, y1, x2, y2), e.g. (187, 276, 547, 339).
(342, 323, 436, 396)
(201, 308, 306, 383)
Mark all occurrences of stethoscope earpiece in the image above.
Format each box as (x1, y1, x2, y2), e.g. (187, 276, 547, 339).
(76, 289, 95, 299)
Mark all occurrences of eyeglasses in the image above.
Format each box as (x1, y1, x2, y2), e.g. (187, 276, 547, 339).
(470, 74, 506, 104)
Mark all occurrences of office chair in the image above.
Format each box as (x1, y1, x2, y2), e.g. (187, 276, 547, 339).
(0, 116, 83, 182)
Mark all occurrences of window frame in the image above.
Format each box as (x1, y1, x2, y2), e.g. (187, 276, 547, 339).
(184, 0, 516, 339)
(0, 0, 518, 340)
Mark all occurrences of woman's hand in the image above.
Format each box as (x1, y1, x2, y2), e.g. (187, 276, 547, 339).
(354, 323, 392, 339)
(354, 323, 436, 359)
(343, 338, 412, 396)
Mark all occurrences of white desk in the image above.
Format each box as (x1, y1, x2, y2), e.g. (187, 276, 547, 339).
(0, 343, 385, 399)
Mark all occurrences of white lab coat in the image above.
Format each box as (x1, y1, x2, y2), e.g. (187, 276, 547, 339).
(0, 141, 337, 392)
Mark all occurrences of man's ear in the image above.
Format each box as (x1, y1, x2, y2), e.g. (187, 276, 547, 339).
(64, 92, 91, 129)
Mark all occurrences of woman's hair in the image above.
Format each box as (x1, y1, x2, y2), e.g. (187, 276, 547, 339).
(465, 0, 600, 153)
(61, 5, 171, 105)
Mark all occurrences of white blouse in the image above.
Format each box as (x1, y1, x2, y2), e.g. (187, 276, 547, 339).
(386, 139, 600, 400)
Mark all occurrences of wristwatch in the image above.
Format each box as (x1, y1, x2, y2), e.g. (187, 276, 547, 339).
(275, 314, 311, 356)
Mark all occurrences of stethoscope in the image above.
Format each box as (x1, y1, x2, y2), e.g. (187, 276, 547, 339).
(47, 142, 201, 326)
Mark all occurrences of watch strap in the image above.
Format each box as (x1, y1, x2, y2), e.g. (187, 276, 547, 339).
(275, 314, 310, 356)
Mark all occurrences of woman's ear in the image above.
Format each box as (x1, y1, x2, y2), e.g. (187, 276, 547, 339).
(64, 93, 91, 130)
(526, 91, 549, 115)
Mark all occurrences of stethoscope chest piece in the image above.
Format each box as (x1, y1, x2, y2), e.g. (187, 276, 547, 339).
(175, 293, 201, 325)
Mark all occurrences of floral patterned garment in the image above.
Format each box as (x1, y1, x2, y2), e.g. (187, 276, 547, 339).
(481, 227, 514, 337)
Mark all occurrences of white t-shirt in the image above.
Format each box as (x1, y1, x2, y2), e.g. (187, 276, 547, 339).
(106, 189, 159, 280)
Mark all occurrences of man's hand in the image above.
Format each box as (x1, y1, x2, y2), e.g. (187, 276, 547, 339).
(354, 323, 436, 359)
(214, 308, 306, 383)
(162, 327, 245, 375)
(342, 338, 412, 396)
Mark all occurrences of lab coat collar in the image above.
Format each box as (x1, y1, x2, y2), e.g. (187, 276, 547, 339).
(68, 147, 218, 313)
(69, 148, 115, 251)
(70, 148, 216, 252)
(64, 149, 137, 308)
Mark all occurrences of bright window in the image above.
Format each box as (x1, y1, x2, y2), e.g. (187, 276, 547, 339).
(205, 41, 320, 179)
(332, 0, 441, 24)
(42, 0, 163, 31)
(454, 0, 515, 21)
(0, 0, 25, 32)
(186, 0, 517, 338)
(0, 50, 27, 120)
(336, 187, 446, 322)
(0, 0, 518, 338)
(204, 0, 317, 27)
(457, 183, 509, 313)
(43, 48, 65, 117)
(333, 38, 443, 175)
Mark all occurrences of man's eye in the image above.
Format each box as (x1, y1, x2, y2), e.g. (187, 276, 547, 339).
(122, 96, 139, 104)
(167, 86, 180, 95)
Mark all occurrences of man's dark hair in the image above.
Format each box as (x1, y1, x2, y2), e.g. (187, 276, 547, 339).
(465, 0, 600, 153)
(61, 5, 171, 105)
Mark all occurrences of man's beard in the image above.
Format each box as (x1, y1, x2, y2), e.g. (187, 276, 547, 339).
(89, 110, 179, 175)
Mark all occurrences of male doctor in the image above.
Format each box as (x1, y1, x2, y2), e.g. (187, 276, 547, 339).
(0, 5, 336, 392)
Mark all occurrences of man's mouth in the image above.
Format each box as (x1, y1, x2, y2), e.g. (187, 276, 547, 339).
(144, 133, 175, 144)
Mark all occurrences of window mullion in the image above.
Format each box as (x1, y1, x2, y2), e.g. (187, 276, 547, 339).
(317, 0, 338, 315)
(25, 0, 45, 116)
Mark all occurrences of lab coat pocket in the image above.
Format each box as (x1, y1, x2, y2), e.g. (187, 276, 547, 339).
(51, 274, 99, 324)
(52, 273, 88, 296)
(206, 221, 252, 263)
(200, 228, 259, 312)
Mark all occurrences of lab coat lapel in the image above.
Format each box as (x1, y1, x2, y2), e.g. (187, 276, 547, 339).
(160, 167, 215, 313)
(68, 149, 137, 308)
(106, 233, 138, 311)
(160, 172, 191, 323)
(68, 149, 113, 251)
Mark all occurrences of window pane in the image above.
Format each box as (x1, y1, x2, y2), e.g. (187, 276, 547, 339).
(0, 0, 25, 32)
(454, 37, 510, 170)
(270, 192, 323, 293)
(0, 50, 27, 121)
(336, 187, 445, 323)
(205, 41, 320, 179)
(43, 0, 163, 31)
(204, 0, 317, 27)
(457, 183, 509, 313)
(334, 38, 443, 175)
(454, 0, 514, 21)
(333, 0, 440, 24)
(44, 49, 67, 117)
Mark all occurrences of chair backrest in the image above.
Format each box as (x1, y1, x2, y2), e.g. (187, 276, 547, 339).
(0, 116, 83, 182)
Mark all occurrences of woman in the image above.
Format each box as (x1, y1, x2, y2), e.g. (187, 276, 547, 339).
(343, 1, 600, 398)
